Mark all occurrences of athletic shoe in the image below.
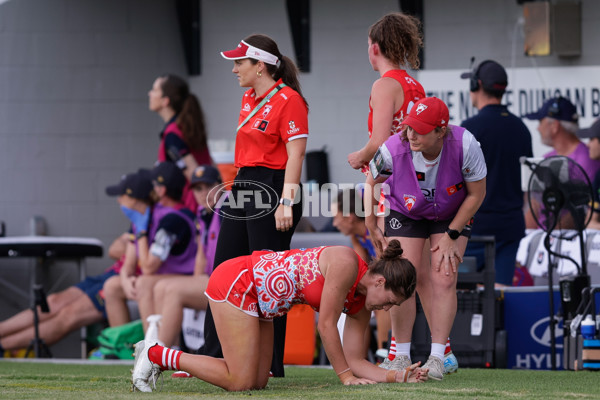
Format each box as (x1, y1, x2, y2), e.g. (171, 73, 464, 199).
(390, 355, 412, 370)
(378, 356, 393, 370)
(444, 351, 459, 374)
(131, 340, 162, 392)
(423, 355, 444, 381)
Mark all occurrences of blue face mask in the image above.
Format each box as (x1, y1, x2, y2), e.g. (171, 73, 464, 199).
(120, 205, 150, 234)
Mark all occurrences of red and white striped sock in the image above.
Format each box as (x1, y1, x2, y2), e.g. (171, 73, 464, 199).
(388, 337, 396, 361)
(444, 338, 452, 355)
(148, 344, 182, 371)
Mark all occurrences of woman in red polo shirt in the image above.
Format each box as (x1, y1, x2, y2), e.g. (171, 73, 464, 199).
(201, 34, 308, 378)
(148, 74, 212, 211)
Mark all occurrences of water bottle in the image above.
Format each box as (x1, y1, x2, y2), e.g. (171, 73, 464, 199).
(581, 315, 596, 340)
(145, 314, 162, 344)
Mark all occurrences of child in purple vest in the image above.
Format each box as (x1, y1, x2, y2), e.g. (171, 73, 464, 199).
(364, 97, 487, 380)
(103, 162, 197, 333)
(149, 165, 226, 349)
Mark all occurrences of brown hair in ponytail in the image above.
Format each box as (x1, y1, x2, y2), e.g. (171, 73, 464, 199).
(368, 239, 416, 299)
(244, 34, 309, 110)
(159, 74, 208, 151)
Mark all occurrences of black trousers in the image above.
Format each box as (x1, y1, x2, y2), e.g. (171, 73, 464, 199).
(202, 167, 303, 377)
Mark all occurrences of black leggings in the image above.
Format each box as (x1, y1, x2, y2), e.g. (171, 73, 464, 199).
(202, 167, 303, 377)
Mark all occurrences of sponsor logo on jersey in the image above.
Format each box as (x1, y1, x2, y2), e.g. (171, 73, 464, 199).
(405, 76, 417, 85)
(253, 119, 269, 132)
(243, 103, 251, 111)
(262, 105, 272, 118)
(416, 171, 425, 181)
(403, 194, 416, 211)
(287, 120, 300, 135)
(446, 182, 464, 196)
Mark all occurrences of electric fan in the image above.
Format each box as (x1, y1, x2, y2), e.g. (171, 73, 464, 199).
(525, 155, 593, 370)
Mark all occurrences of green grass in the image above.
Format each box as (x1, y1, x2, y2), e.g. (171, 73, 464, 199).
(0, 360, 599, 399)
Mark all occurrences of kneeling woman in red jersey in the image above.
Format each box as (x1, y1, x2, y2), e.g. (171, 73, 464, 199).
(131, 240, 428, 392)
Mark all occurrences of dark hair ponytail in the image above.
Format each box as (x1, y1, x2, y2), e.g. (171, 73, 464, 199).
(245, 34, 309, 109)
(369, 239, 416, 299)
(159, 74, 208, 151)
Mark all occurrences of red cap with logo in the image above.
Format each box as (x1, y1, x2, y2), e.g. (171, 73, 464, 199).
(402, 97, 449, 135)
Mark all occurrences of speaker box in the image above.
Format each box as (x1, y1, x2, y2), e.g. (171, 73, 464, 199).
(552, 2, 581, 57)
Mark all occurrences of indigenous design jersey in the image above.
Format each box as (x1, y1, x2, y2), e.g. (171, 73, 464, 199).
(235, 78, 308, 170)
(367, 69, 425, 139)
(251, 247, 368, 319)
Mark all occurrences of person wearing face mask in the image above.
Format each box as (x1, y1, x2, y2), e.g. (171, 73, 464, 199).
(364, 97, 487, 380)
(102, 163, 197, 332)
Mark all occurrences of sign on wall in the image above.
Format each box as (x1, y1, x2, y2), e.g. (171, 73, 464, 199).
(417, 66, 600, 157)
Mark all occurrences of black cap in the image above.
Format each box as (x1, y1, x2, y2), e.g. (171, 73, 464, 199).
(523, 96, 579, 123)
(577, 118, 600, 140)
(105, 169, 153, 201)
(190, 165, 222, 187)
(460, 60, 508, 93)
(151, 161, 186, 200)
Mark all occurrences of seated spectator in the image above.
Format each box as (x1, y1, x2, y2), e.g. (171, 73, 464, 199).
(103, 163, 197, 331)
(149, 165, 225, 348)
(0, 172, 153, 356)
(524, 97, 600, 228)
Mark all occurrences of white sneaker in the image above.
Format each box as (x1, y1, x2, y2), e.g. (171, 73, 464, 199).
(378, 356, 393, 370)
(131, 340, 162, 392)
(378, 354, 411, 370)
(423, 355, 444, 381)
(444, 351, 459, 374)
(390, 355, 412, 370)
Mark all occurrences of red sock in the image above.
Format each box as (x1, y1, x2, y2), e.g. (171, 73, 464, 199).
(444, 338, 452, 355)
(148, 344, 182, 371)
(388, 337, 396, 361)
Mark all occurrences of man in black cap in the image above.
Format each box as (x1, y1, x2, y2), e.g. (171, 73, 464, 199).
(576, 118, 600, 229)
(460, 60, 533, 286)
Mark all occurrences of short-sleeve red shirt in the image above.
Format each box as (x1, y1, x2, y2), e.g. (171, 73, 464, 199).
(234, 79, 308, 169)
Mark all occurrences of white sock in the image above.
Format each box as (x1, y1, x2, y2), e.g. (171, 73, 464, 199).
(430, 343, 445, 361)
(396, 342, 411, 357)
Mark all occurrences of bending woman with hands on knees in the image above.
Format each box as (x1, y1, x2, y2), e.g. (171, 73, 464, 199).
(131, 240, 428, 392)
(365, 97, 486, 380)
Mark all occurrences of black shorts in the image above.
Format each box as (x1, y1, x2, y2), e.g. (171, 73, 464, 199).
(384, 208, 472, 239)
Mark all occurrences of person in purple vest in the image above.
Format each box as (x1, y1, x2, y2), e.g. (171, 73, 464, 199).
(103, 162, 198, 331)
(364, 97, 487, 380)
(149, 165, 225, 348)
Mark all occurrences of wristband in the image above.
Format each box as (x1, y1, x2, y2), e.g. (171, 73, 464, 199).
(386, 369, 396, 383)
(136, 231, 147, 240)
(337, 369, 353, 384)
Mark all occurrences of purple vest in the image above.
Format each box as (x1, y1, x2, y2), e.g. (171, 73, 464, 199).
(144, 203, 197, 275)
(386, 125, 466, 221)
(196, 205, 221, 276)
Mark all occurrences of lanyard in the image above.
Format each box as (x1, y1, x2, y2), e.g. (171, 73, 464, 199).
(236, 84, 286, 133)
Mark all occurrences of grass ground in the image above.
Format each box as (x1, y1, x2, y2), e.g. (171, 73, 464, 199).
(0, 360, 599, 400)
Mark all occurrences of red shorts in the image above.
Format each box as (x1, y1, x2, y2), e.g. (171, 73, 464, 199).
(205, 257, 261, 318)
